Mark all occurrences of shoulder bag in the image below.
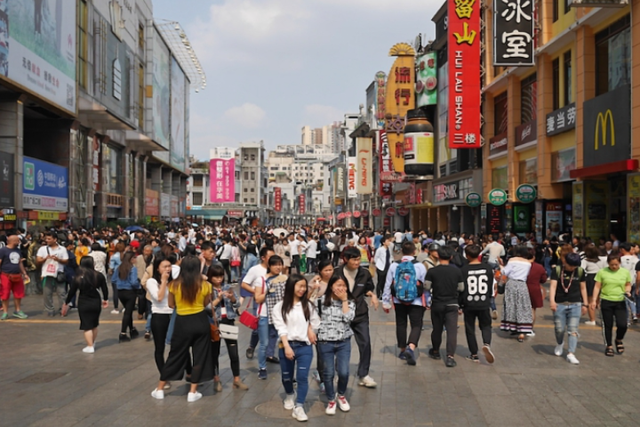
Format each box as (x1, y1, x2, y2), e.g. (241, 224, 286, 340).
(209, 300, 221, 342)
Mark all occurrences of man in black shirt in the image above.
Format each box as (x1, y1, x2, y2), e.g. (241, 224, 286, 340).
(460, 245, 495, 364)
(425, 245, 464, 367)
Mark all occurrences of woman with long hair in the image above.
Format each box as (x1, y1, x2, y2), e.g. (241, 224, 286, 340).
(62, 257, 109, 353)
(308, 258, 334, 392)
(317, 275, 355, 415)
(499, 245, 534, 342)
(272, 274, 321, 422)
(151, 256, 213, 402)
(147, 255, 173, 386)
(108, 241, 126, 314)
(262, 255, 287, 365)
(582, 245, 606, 325)
(111, 251, 141, 342)
(592, 254, 632, 357)
(356, 235, 371, 269)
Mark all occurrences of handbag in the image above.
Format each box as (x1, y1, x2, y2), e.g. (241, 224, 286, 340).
(239, 298, 259, 330)
(56, 271, 66, 283)
(219, 323, 239, 341)
(209, 302, 221, 342)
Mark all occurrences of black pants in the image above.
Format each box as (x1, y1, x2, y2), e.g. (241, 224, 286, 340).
(292, 255, 300, 274)
(118, 289, 137, 334)
(431, 304, 459, 357)
(600, 299, 628, 346)
(220, 259, 232, 283)
(161, 311, 213, 383)
(137, 293, 147, 316)
(150, 313, 171, 374)
(350, 319, 371, 378)
(332, 252, 340, 267)
(111, 283, 119, 309)
(211, 319, 240, 377)
(376, 269, 388, 298)
(463, 308, 492, 355)
(394, 303, 425, 348)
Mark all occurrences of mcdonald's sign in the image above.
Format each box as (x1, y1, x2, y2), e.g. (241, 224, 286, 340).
(583, 85, 630, 168)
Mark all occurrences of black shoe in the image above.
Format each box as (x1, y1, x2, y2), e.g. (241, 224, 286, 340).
(266, 356, 280, 364)
(466, 354, 479, 363)
(428, 349, 441, 360)
(445, 356, 457, 368)
(246, 347, 254, 359)
(130, 328, 139, 338)
(119, 333, 131, 343)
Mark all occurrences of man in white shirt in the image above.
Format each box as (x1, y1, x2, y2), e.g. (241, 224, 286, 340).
(306, 236, 318, 273)
(241, 246, 275, 379)
(36, 232, 69, 317)
(480, 236, 505, 269)
(374, 234, 393, 298)
(217, 236, 233, 282)
(619, 242, 638, 321)
(288, 234, 300, 274)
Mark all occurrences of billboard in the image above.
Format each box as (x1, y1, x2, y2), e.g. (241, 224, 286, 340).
(170, 58, 186, 171)
(416, 52, 437, 107)
(0, 151, 13, 207)
(448, 0, 481, 149)
(493, 0, 535, 66)
(209, 157, 235, 203)
(347, 157, 357, 199)
(153, 31, 170, 149)
(356, 138, 373, 194)
(23, 156, 68, 211)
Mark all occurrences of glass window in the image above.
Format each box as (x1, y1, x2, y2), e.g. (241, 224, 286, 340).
(563, 51, 572, 105)
(492, 166, 508, 189)
(494, 91, 508, 135)
(78, 0, 89, 89)
(519, 159, 538, 184)
(193, 175, 203, 187)
(552, 58, 560, 111)
(553, 0, 558, 22)
(244, 171, 248, 180)
(520, 73, 537, 124)
(251, 171, 255, 180)
(103, 145, 122, 194)
(192, 192, 203, 205)
(596, 16, 631, 96)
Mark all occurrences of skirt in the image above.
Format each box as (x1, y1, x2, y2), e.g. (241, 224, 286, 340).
(160, 311, 214, 383)
(526, 282, 544, 309)
(500, 278, 533, 334)
(585, 273, 596, 297)
(78, 296, 102, 330)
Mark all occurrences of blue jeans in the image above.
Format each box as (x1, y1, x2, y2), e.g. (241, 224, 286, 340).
(145, 301, 152, 332)
(318, 340, 351, 401)
(231, 266, 240, 283)
(279, 342, 313, 406)
(543, 256, 552, 278)
(165, 309, 177, 345)
(258, 316, 269, 370)
(553, 303, 581, 354)
(267, 324, 278, 358)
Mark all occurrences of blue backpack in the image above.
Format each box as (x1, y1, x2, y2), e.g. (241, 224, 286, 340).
(393, 260, 420, 303)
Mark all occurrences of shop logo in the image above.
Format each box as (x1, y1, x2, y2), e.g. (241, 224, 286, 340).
(24, 162, 35, 191)
(595, 109, 614, 151)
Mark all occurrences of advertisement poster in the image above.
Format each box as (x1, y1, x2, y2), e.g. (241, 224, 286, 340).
(628, 175, 640, 243)
(513, 205, 530, 234)
(347, 157, 357, 199)
(160, 192, 170, 217)
(170, 58, 185, 171)
(145, 189, 159, 216)
(299, 193, 305, 214)
(416, 52, 437, 107)
(0, 151, 14, 208)
(274, 187, 282, 212)
(379, 130, 404, 182)
(535, 200, 543, 242)
(4, 0, 76, 114)
(22, 156, 67, 211)
(545, 202, 563, 237)
(209, 158, 235, 203)
(153, 31, 171, 149)
(356, 138, 372, 194)
(585, 181, 608, 241)
(572, 182, 584, 238)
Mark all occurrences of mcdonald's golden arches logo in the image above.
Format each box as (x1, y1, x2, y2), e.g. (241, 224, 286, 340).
(594, 109, 615, 150)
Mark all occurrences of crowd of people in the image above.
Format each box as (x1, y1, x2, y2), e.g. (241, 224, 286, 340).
(0, 223, 636, 420)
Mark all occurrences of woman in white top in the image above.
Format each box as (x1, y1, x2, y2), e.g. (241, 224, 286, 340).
(499, 246, 534, 342)
(582, 245, 606, 325)
(147, 256, 174, 384)
(272, 274, 321, 422)
(88, 243, 108, 279)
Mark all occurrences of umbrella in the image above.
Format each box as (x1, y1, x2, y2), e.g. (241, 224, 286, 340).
(125, 225, 145, 232)
(272, 228, 288, 238)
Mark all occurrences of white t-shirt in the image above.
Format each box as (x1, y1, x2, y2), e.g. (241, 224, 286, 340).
(146, 278, 173, 314)
(394, 232, 403, 243)
(289, 239, 300, 256)
(36, 245, 68, 278)
(306, 240, 317, 258)
(243, 264, 268, 317)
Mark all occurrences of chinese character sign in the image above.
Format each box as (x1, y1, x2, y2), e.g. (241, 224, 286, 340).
(299, 193, 305, 214)
(209, 158, 235, 203)
(347, 157, 357, 199)
(274, 187, 282, 212)
(493, 0, 535, 66)
(448, 0, 481, 149)
(356, 138, 373, 195)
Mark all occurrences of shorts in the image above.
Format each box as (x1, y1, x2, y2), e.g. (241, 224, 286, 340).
(1, 273, 25, 300)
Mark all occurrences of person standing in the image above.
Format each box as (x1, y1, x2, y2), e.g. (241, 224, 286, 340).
(217, 236, 233, 283)
(582, 245, 605, 325)
(425, 246, 464, 367)
(499, 246, 534, 342)
(36, 232, 68, 317)
(289, 234, 300, 275)
(382, 241, 427, 366)
(525, 248, 547, 337)
(306, 236, 318, 274)
(147, 256, 174, 385)
(334, 247, 378, 388)
(111, 252, 141, 342)
(374, 234, 393, 299)
(0, 235, 30, 319)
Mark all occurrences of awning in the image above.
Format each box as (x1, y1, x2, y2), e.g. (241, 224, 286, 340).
(570, 159, 638, 179)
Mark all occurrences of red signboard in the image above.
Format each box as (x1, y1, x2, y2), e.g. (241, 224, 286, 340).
(386, 207, 396, 216)
(145, 189, 159, 216)
(372, 208, 382, 217)
(398, 207, 410, 216)
(299, 193, 305, 214)
(383, 217, 390, 227)
(346, 211, 352, 218)
(448, 0, 481, 149)
(227, 210, 243, 218)
(361, 210, 369, 218)
(274, 187, 282, 212)
(353, 211, 361, 218)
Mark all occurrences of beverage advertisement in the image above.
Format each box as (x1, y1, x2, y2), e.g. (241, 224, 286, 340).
(513, 205, 530, 234)
(545, 202, 563, 237)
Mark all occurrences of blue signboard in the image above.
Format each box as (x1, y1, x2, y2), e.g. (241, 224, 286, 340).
(22, 157, 68, 211)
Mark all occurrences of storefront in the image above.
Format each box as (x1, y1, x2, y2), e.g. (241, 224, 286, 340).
(431, 170, 483, 235)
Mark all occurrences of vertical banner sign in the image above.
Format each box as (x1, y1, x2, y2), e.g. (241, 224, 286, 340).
(379, 130, 404, 182)
(385, 43, 416, 174)
(493, 0, 535, 67)
(448, 0, 481, 149)
(585, 181, 607, 241)
(209, 158, 235, 203)
(91, 136, 101, 192)
(299, 193, 305, 214)
(572, 182, 584, 238)
(348, 157, 357, 199)
(336, 165, 346, 198)
(356, 138, 373, 194)
(628, 175, 640, 244)
(0, 151, 14, 208)
(274, 187, 282, 212)
(375, 72, 387, 128)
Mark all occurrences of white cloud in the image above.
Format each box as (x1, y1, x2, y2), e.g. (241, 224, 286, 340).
(301, 104, 344, 128)
(220, 103, 267, 128)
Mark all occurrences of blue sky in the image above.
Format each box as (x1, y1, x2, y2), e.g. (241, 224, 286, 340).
(152, 0, 441, 160)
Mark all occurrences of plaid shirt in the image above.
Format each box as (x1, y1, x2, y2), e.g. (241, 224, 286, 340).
(265, 274, 287, 324)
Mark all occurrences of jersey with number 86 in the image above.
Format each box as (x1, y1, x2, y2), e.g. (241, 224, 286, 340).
(461, 263, 493, 310)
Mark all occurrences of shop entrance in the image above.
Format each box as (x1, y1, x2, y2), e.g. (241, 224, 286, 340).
(609, 175, 627, 242)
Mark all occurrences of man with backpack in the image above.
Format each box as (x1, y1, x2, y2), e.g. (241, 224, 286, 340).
(382, 241, 427, 366)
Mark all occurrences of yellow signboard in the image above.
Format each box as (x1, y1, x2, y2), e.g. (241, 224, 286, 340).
(38, 211, 60, 221)
(594, 109, 614, 150)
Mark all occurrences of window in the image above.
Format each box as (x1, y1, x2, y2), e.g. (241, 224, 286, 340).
(244, 171, 248, 180)
(138, 64, 144, 127)
(552, 58, 560, 111)
(244, 198, 248, 203)
(563, 51, 572, 105)
(244, 155, 248, 161)
(564, 0, 570, 14)
(103, 145, 122, 194)
(595, 16, 631, 96)
(520, 73, 537, 124)
(492, 166, 508, 189)
(250, 154, 256, 161)
(138, 23, 144, 52)
(243, 188, 247, 193)
(552, 0, 558, 22)
(519, 159, 538, 184)
(193, 175, 203, 187)
(250, 188, 254, 192)
(78, 0, 89, 89)
(493, 91, 508, 135)
(192, 192, 203, 205)
(250, 198, 255, 203)
(250, 172, 255, 180)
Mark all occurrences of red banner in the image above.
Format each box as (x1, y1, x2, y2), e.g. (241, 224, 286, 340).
(386, 207, 396, 216)
(353, 211, 361, 218)
(372, 208, 382, 217)
(379, 130, 405, 183)
(448, 0, 481, 149)
(398, 207, 410, 216)
(274, 187, 282, 212)
(299, 193, 305, 214)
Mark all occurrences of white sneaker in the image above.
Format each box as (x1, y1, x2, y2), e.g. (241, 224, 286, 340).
(151, 389, 164, 400)
(325, 400, 337, 415)
(82, 346, 95, 354)
(292, 406, 308, 422)
(357, 375, 377, 388)
(554, 342, 564, 357)
(111, 309, 119, 314)
(566, 353, 580, 365)
(187, 391, 202, 402)
(337, 395, 350, 412)
(283, 393, 295, 410)
(585, 320, 596, 326)
(527, 330, 536, 337)
(482, 344, 495, 364)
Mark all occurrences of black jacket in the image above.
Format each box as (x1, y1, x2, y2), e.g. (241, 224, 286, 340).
(334, 265, 375, 323)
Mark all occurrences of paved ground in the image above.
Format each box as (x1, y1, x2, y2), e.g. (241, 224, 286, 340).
(2, 286, 640, 427)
